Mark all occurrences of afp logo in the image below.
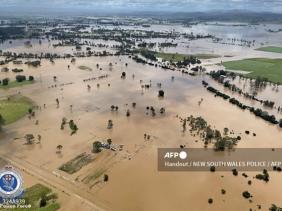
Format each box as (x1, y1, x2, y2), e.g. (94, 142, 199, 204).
(164, 151, 188, 160)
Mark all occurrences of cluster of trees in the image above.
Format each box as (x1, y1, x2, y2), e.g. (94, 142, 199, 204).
(39, 192, 58, 208)
(145, 106, 165, 117)
(207, 86, 230, 100)
(204, 83, 280, 126)
(132, 55, 146, 64)
(210, 69, 273, 87)
(229, 98, 248, 110)
(25, 60, 41, 67)
(48, 27, 180, 44)
(133, 49, 202, 71)
(250, 107, 278, 124)
(1, 49, 113, 63)
(1, 67, 23, 73)
(209, 71, 276, 108)
(140, 50, 157, 61)
(214, 136, 238, 151)
(176, 56, 201, 67)
(12, 68, 24, 73)
(209, 70, 227, 80)
(92, 139, 112, 153)
(269, 204, 282, 211)
(110, 105, 119, 111)
(1, 78, 9, 86)
(159, 42, 177, 48)
(183, 33, 214, 40)
(25, 134, 35, 145)
(146, 106, 156, 117)
(93, 141, 102, 153)
(263, 100, 275, 108)
(190, 66, 203, 72)
(186, 115, 238, 150)
(15, 75, 34, 82)
(255, 76, 270, 87)
(137, 42, 156, 48)
(1, 51, 70, 60)
(60, 118, 78, 135)
(0, 75, 34, 86)
(255, 169, 269, 182)
(69, 120, 78, 135)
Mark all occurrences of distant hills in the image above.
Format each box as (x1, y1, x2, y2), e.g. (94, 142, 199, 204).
(0, 8, 282, 23)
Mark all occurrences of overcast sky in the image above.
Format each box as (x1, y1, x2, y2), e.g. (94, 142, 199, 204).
(0, 0, 281, 14)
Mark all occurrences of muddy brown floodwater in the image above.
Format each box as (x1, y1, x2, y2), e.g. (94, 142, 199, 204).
(0, 55, 281, 211)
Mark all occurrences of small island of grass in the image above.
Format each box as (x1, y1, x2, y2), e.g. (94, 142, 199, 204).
(156, 52, 220, 62)
(256, 46, 282, 54)
(0, 183, 60, 211)
(0, 80, 35, 89)
(0, 95, 33, 124)
(0, 75, 35, 89)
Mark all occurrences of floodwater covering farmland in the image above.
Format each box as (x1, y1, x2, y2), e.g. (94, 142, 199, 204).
(0, 2, 282, 211)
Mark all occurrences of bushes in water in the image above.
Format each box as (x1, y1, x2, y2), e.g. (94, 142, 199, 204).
(204, 84, 279, 126)
(229, 98, 248, 110)
(158, 90, 165, 97)
(12, 68, 23, 73)
(140, 50, 157, 61)
(132, 56, 146, 64)
(209, 70, 276, 108)
(242, 191, 251, 199)
(202, 80, 208, 87)
(269, 204, 282, 211)
(207, 86, 230, 100)
(69, 120, 78, 135)
(2, 78, 9, 86)
(28, 76, 34, 81)
(255, 169, 269, 182)
(16, 75, 26, 82)
(93, 141, 102, 153)
(252, 108, 278, 124)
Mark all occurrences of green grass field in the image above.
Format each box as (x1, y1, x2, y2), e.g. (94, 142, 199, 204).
(156, 52, 220, 62)
(0, 184, 60, 211)
(0, 80, 34, 89)
(223, 58, 282, 84)
(256, 46, 282, 54)
(0, 95, 33, 124)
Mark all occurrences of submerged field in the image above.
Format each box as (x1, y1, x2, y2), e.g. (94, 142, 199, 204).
(223, 58, 282, 84)
(0, 20, 282, 211)
(0, 95, 33, 124)
(0, 56, 280, 211)
(256, 46, 282, 54)
(156, 52, 220, 61)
